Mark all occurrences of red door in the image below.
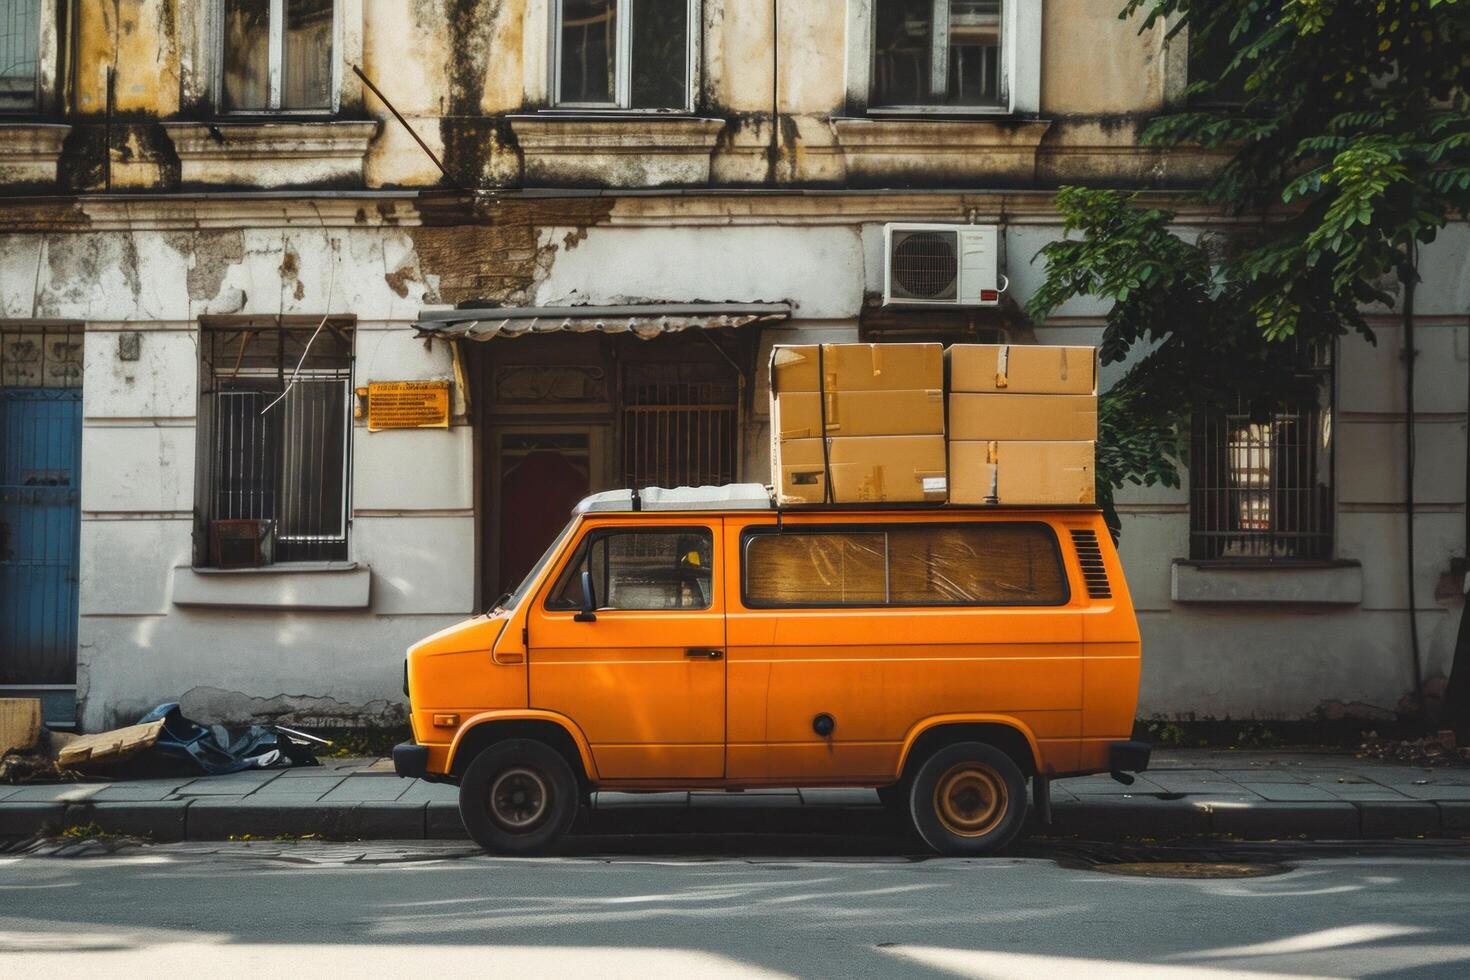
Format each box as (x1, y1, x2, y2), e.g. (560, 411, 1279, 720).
(497, 435, 591, 594)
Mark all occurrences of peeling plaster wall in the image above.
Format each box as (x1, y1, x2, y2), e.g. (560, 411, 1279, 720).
(1, 197, 1466, 727)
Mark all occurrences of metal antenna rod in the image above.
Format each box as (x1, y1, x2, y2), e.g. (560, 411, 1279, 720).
(352, 63, 458, 188)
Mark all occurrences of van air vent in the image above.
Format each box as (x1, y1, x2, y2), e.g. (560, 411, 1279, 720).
(1070, 529, 1112, 599)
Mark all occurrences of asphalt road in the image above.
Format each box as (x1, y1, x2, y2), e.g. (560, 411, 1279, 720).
(3, 836, 1469, 978)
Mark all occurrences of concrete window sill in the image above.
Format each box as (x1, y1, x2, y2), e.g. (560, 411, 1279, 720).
(507, 114, 725, 187)
(162, 119, 379, 189)
(0, 122, 70, 187)
(1170, 560, 1363, 605)
(831, 116, 1052, 185)
(173, 563, 371, 610)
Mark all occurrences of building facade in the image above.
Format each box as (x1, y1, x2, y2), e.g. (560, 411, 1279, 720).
(0, 0, 1464, 732)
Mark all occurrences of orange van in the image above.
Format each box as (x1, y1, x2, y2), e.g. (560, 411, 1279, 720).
(393, 484, 1148, 855)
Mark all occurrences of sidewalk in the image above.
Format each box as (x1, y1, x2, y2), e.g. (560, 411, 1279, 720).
(3, 748, 1469, 844)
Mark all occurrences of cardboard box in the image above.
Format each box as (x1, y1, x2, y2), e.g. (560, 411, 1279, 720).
(947, 344, 1098, 394)
(948, 440, 1096, 506)
(776, 434, 948, 505)
(773, 388, 945, 440)
(771, 343, 943, 394)
(948, 393, 1098, 442)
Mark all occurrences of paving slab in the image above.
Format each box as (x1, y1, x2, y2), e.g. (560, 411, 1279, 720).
(319, 779, 410, 803)
(396, 779, 458, 804)
(3, 783, 109, 803)
(249, 776, 348, 799)
(1238, 782, 1343, 803)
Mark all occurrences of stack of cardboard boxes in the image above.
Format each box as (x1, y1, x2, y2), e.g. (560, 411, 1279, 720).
(946, 344, 1097, 506)
(770, 344, 947, 505)
(771, 342, 1098, 507)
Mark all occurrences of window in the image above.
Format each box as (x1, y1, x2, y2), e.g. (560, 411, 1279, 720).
(743, 524, 1068, 607)
(554, 0, 694, 110)
(871, 0, 1004, 109)
(197, 318, 354, 565)
(220, 0, 335, 112)
(1186, 20, 1253, 106)
(1190, 349, 1334, 561)
(547, 528, 714, 611)
(0, 0, 39, 114)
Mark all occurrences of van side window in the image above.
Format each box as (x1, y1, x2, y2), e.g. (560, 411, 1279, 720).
(743, 524, 1067, 607)
(547, 529, 714, 611)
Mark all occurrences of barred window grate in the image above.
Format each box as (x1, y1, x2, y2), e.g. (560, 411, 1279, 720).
(198, 319, 354, 566)
(1189, 350, 1334, 561)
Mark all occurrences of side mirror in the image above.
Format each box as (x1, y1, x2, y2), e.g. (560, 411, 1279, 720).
(574, 569, 597, 623)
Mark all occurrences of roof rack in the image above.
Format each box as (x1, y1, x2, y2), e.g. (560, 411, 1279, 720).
(572, 484, 1102, 515)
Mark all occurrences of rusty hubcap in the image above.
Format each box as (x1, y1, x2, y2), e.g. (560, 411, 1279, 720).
(934, 762, 1008, 838)
(488, 766, 549, 831)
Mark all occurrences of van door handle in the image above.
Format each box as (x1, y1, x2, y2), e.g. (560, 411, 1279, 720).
(685, 647, 724, 660)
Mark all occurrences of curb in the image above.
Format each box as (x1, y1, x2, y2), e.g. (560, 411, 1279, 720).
(4, 797, 1469, 844)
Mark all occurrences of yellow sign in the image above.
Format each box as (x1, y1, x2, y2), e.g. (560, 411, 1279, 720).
(366, 380, 451, 431)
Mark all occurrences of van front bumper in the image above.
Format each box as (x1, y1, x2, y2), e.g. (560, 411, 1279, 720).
(392, 741, 429, 779)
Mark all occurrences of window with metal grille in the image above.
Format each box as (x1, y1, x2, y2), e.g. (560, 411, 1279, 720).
(196, 318, 354, 566)
(620, 365, 737, 490)
(1189, 349, 1334, 561)
(0, 0, 39, 114)
(872, 0, 1004, 109)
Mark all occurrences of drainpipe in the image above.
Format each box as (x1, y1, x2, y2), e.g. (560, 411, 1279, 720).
(1445, 307, 1470, 742)
(1402, 247, 1426, 724)
(767, 0, 780, 184)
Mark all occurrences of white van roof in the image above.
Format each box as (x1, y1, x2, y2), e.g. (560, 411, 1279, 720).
(575, 484, 774, 513)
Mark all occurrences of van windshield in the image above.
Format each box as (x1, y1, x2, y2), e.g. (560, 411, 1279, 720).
(498, 517, 577, 612)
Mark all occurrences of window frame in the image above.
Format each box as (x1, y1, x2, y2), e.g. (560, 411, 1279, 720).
(212, 0, 342, 116)
(739, 521, 1072, 610)
(0, 0, 59, 118)
(194, 316, 356, 568)
(1187, 344, 1337, 563)
(846, 0, 1042, 116)
(549, 0, 699, 112)
(544, 523, 716, 612)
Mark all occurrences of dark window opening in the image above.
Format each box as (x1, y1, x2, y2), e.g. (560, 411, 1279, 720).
(557, 0, 691, 109)
(872, 0, 1004, 109)
(222, 0, 335, 113)
(1189, 347, 1334, 561)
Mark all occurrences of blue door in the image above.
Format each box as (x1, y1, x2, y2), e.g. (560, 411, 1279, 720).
(0, 387, 82, 710)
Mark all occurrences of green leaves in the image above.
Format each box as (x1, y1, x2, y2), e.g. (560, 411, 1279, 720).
(1037, 0, 1469, 521)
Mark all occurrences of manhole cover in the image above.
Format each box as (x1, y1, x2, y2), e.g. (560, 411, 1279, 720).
(1092, 861, 1286, 879)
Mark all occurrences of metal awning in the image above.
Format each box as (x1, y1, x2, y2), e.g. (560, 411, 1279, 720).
(414, 303, 791, 341)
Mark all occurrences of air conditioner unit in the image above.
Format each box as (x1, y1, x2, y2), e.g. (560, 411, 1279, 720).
(882, 223, 1005, 308)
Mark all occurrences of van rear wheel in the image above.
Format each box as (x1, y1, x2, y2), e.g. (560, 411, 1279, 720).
(458, 739, 579, 855)
(908, 742, 1028, 856)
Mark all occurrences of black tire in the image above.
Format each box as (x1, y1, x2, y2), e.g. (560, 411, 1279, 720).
(907, 741, 1028, 857)
(458, 739, 580, 855)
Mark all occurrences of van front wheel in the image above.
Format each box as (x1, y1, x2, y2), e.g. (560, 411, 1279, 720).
(908, 742, 1028, 856)
(458, 739, 579, 855)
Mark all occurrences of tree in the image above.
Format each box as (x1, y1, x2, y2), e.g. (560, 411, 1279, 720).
(1026, 0, 1470, 533)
